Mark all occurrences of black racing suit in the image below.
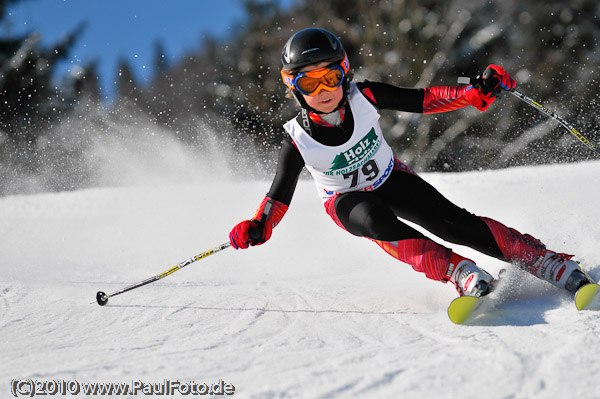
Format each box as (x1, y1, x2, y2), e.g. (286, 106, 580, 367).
(265, 80, 504, 260)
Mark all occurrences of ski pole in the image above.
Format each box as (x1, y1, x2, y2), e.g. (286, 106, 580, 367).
(94, 203, 271, 306)
(94, 242, 231, 306)
(457, 76, 599, 154)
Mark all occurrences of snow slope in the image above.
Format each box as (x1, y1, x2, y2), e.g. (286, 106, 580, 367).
(2, 155, 600, 399)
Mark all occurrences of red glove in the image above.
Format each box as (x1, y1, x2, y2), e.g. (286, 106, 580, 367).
(481, 64, 516, 94)
(229, 220, 272, 250)
(466, 64, 516, 111)
(229, 197, 288, 250)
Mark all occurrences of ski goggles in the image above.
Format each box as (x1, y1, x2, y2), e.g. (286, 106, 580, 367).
(281, 53, 350, 96)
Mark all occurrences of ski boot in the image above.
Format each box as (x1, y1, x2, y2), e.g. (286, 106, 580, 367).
(532, 251, 592, 294)
(449, 258, 494, 297)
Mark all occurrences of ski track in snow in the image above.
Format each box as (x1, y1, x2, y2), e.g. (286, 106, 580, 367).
(2, 160, 600, 399)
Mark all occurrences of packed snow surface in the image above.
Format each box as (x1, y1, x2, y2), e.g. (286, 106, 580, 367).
(2, 158, 600, 399)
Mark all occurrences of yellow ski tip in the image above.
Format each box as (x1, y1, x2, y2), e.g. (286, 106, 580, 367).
(575, 284, 600, 311)
(448, 296, 481, 324)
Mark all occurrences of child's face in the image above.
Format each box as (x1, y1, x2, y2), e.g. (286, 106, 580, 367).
(298, 61, 344, 114)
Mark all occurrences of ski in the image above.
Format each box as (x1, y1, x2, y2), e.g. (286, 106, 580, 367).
(574, 283, 600, 310)
(448, 283, 600, 324)
(447, 271, 504, 324)
(447, 295, 483, 324)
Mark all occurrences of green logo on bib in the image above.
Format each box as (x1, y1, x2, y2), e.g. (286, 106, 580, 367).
(329, 128, 379, 171)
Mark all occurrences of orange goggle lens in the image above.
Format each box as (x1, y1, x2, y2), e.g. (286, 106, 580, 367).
(295, 68, 344, 95)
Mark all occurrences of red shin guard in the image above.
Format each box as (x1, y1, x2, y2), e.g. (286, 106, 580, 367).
(480, 217, 546, 268)
(372, 238, 458, 282)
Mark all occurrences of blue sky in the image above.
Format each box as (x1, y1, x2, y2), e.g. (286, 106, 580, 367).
(3, 0, 293, 100)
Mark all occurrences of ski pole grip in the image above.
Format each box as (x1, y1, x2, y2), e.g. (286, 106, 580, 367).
(248, 225, 262, 241)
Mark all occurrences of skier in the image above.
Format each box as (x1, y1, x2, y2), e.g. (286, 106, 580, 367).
(229, 27, 592, 298)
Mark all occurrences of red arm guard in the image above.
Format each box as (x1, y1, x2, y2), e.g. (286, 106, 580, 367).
(252, 196, 288, 230)
(423, 85, 496, 113)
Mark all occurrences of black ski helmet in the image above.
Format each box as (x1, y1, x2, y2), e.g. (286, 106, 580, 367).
(281, 28, 346, 72)
(281, 28, 350, 113)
